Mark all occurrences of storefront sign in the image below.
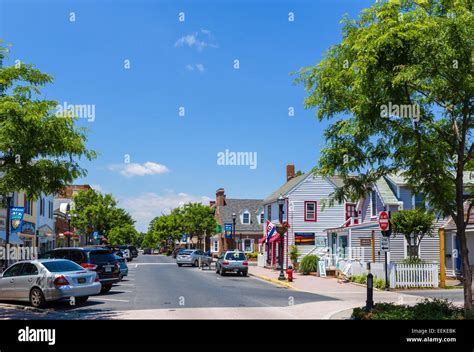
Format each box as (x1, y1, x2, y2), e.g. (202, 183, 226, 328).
(21, 221, 35, 235)
(10, 207, 25, 233)
(360, 238, 372, 247)
(318, 260, 326, 278)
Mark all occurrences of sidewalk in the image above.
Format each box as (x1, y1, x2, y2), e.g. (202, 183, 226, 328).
(248, 265, 441, 319)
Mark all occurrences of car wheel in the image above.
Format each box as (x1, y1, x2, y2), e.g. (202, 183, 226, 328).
(220, 267, 226, 276)
(101, 284, 112, 294)
(194, 260, 199, 267)
(215, 264, 219, 273)
(242, 270, 248, 277)
(76, 296, 89, 304)
(177, 263, 182, 267)
(30, 287, 46, 308)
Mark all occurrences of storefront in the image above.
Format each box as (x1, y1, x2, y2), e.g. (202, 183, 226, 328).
(37, 224, 55, 254)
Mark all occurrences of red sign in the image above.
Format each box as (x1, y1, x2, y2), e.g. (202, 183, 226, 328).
(378, 211, 390, 231)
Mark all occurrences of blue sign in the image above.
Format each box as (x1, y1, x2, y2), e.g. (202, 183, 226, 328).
(181, 234, 188, 243)
(93, 231, 99, 240)
(10, 207, 24, 233)
(224, 223, 233, 239)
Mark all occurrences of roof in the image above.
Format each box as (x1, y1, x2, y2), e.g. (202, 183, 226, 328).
(387, 171, 474, 187)
(217, 198, 263, 233)
(377, 177, 400, 205)
(263, 173, 309, 204)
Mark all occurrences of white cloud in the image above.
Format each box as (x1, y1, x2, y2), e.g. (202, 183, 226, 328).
(175, 29, 218, 51)
(109, 162, 170, 177)
(90, 184, 103, 192)
(185, 63, 205, 72)
(119, 191, 212, 232)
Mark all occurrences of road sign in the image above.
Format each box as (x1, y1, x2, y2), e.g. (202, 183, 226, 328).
(381, 236, 390, 252)
(378, 211, 390, 232)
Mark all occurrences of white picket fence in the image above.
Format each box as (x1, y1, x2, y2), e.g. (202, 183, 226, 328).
(390, 263, 439, 289)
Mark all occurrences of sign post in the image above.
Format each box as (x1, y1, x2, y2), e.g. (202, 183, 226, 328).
(379, 211, 391, 291)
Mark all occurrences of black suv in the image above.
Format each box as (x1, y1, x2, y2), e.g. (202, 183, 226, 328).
(40, 247, 121, 293)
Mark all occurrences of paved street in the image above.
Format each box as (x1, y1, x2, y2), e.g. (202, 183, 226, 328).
(0, 254, 464, 320)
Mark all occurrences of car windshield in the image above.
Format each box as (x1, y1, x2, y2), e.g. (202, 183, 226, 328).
(225, 252, 246, 260)
(89, 250, 116, 263)
(42, 260, 84, 273)
(180, 250, 194, 254)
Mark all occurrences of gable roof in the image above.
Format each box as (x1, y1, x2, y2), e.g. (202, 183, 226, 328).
(263, 173, 309, 204)
(218, 199, 263, 233)
(377, 177, 400, 205)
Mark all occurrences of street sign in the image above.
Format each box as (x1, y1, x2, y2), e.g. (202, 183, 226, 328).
(93, 231, 99, 240)
(378, 211, 390, 232)
(381, 236, 390, 252)
(224, 223, 233, 239)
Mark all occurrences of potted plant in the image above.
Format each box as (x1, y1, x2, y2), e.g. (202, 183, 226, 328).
(289, 245, 299, 271)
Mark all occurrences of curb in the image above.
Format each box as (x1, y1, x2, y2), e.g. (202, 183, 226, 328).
(249, 273, 296, 289)
(0, 302, 49, 314)
(326, 307, 355, 320)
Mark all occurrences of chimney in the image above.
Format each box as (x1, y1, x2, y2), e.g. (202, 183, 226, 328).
(286, 164, 295, 182)
(216, 188, 226, 206)
(209, 201, 216, 207)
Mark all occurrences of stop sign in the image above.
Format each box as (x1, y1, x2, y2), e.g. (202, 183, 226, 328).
(378, 211, 390, 231)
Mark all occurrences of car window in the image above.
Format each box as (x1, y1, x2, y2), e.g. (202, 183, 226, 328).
(21, 263, 39, 276)
(39, 251, 54, 259)
(69, 250, 86, 263)
(53, 250, 70, 260)
(89, 250, 116, 264)
(42, 260, 84, 273)
(225, 252, 246, 260)
(3, 263, 24, 277)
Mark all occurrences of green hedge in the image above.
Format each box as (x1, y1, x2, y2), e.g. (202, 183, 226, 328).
(349, 274, 386, 289)
(352, 299, 469, 320)
(300, 255, 320, 275)
(246, 252, 258, 259)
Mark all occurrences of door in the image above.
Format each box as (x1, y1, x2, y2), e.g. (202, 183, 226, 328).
(14, 263, 40, 300)
(0, 263, 24, 300)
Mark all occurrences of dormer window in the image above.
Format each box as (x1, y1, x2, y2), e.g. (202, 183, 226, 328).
(242, 212, 250, 224)
(260, 212, 264, 224)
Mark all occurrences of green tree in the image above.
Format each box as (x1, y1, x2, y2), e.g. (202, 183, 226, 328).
(391, 209, 436, 261)
(180, 203, 217, 248)
(0, 41, 95, 198)
(71, 189, 135, 243)
(107, 224, 138, 246)
(295, 1, 473, 311)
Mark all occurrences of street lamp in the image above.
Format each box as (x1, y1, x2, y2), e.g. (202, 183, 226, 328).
(3, 192, 13, 270)
(277, 194, 286, 280)
(232, 213, 236, 251)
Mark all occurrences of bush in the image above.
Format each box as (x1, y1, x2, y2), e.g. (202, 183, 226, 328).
(246, 252, 258, 259)
(401, 257, 425, 265)
(352, 299, 468, 320)
(349, 274, 386, 289)
(300, 255, 319, 275)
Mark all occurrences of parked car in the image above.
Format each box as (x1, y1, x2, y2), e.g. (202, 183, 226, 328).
(172, 247, 186, 258)
(143, 248, 152, 255)
(216, 251, 248, 276)
(128, 246, 138, 258)
(114, 255, 129, 281)
(40, 247, 121, 293)
(176, 250, 212, 267)
(0, 259, 101, 308)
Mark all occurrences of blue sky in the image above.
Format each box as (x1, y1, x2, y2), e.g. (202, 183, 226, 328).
(1, 0, 375, 231)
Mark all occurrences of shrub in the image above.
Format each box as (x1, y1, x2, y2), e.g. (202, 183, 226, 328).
(351, 299, 469, 320)
(300, 255, 319, 275)
(349, 275, 385, 289)
(401, 257, 425, 265)
(246, 252, 258, 259)
(289, 245, 299, 263)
